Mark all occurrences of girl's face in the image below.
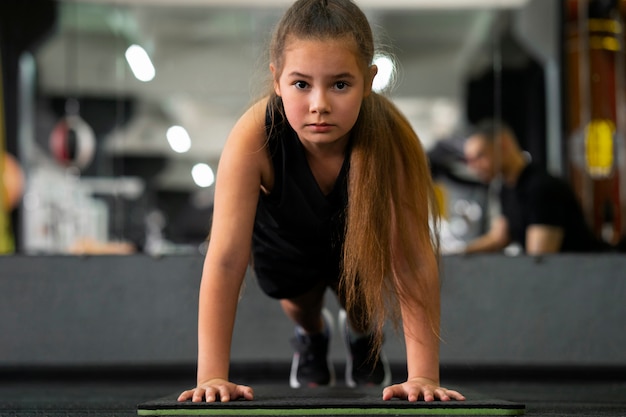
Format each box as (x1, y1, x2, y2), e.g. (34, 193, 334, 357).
(271, 37, 377, 150)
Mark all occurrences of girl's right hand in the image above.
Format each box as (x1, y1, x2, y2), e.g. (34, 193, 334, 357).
(177, 379, 254, 403)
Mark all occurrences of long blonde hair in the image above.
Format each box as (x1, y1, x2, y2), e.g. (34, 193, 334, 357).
(268, 0, 440, 352)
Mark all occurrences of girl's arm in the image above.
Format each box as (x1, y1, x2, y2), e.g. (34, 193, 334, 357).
(382, 197, 465, 402)
(383, 246, 461, 401)
(178, 98, 271, 403)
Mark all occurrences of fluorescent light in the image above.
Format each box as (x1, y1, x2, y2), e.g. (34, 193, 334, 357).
(192, 163, 215, 188)
(125, 44, 155, 82)
(166, 125, 192, 153)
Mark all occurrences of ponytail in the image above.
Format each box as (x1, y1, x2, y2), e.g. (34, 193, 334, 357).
(341, 93, 440, 353)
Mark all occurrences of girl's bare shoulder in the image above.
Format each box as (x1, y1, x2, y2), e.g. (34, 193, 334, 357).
(228, 97, 270, 148)
(220, 96, 273, 190)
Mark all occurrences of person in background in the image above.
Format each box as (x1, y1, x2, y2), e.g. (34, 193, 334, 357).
(462, 119, 611, 255)
(177, 0, 465, 404)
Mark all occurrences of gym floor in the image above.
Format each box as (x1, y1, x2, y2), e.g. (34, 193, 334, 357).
(2, 364, 625, 417)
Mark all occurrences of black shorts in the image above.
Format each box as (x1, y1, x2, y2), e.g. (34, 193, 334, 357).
(253, 263, 341, 299)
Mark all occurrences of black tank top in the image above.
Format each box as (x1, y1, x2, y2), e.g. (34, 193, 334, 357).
(251, 99, 350, 298)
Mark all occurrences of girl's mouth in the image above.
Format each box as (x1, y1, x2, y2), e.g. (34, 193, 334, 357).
(307, 123, 333, 132)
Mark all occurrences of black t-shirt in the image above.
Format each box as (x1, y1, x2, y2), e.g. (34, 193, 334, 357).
(251, 100, 349, 298)
(500, 163, 609, 252)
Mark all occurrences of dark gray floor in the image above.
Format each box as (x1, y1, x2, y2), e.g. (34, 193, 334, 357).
(1, 365, 625, 416)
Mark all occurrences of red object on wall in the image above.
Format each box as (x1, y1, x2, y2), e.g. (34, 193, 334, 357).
(564, 0, 626, 244)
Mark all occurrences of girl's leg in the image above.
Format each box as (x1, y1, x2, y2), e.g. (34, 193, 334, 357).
(282, 281, 335, 388)
(280, 280, 328, 334)
(330, 281, 370, 334)
(330, 282, 391, 387)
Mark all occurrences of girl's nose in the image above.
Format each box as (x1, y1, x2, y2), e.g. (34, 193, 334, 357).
(309, 89, 330, 114)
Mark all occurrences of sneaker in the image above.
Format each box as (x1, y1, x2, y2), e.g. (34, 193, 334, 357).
(339, 309, 392, 387)
(289, 308, 335, 388)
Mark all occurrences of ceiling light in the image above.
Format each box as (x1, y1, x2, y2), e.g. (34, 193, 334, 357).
(166, 125, 192, 153)
(125, 44, 155, 82)
(192, 163, 215, 188)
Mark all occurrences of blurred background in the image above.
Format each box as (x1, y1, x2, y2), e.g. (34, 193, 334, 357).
(1, 0, 624, 256)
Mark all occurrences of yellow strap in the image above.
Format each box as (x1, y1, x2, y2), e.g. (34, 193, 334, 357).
(0, 52, 16, 253)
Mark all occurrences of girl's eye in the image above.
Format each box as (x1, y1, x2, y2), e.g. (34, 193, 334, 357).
(294, 81, 308, 89)
(335, 81, 348, 90)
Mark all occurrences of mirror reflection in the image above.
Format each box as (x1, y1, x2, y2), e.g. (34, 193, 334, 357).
(3, 0, 621, 256)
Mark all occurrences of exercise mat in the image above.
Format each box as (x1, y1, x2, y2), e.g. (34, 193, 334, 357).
(137, 384, 525, 416)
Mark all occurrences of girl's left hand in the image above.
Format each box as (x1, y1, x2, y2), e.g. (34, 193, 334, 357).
(382, 377, 466, 402)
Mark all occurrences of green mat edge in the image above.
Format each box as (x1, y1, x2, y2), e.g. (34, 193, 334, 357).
(137, 406, 525, 416)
